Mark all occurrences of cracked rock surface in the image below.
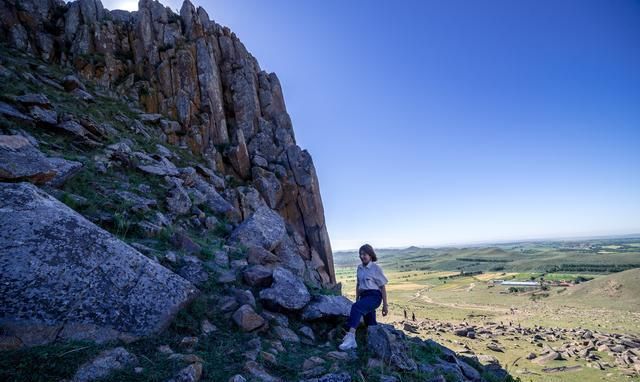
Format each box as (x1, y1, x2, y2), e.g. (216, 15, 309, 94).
(0, 182, 198, 346)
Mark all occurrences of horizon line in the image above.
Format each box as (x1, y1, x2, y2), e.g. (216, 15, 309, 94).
(332, 232, 640, 253)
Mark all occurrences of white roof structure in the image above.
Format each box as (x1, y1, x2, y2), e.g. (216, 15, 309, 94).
(500, 281, 540, 287)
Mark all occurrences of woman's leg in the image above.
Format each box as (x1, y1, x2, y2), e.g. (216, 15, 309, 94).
(345, 298, 368, 330)
(346, 294, 382, 329)
(363, 310, 377, 326)
(363, 293, 382, 326)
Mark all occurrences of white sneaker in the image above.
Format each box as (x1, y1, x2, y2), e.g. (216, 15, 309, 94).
(339, 332, 357, 350)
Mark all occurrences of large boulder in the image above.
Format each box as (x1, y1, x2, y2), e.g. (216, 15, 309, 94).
(44, 157, 83, 188)
(301, 295, 352, 321)
(72, 347, 137, 382)
(243, 265, 273, 287)
(0, 183, 198, 346)
(259, 267, 310, 311)
(246, 246, 279, 266)
(193, 178, 240, 223)
(137, 157, 180, 176)
(166, 179, 192, 215)
(229, 206, 287, 251)
(367, 325, 417, 371)
(0, 135, 56, 184)
(273, 235, 306, 277)
(232, 305, 265, 332)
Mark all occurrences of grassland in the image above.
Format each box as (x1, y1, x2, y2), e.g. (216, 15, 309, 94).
(335, 237, 640, 382)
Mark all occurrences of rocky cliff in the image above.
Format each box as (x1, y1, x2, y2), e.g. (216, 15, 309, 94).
(0, 0, 335, 285)
(0, 1, 515, 381)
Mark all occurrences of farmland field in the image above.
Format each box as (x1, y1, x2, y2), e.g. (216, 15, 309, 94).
(335, 237, 640, 382)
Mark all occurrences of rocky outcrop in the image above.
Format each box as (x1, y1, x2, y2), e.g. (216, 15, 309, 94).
(0, 182, 198, 346)
(0, 0, 335, 285)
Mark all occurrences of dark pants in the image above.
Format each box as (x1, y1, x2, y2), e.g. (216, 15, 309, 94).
(346, 290, 382, 329)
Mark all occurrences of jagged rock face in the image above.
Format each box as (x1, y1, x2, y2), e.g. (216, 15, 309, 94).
(0, 0, 335, 284)
(0, 182, 198, 346)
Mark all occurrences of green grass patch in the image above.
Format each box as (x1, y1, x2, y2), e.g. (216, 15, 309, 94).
(0, 341, 105, 382)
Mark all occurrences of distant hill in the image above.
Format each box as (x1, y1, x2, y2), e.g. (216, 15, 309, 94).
(558, 269, 640, 312)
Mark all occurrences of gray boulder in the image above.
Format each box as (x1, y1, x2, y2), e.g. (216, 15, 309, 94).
(533, 351, 562, 364)
(166, 180, 192, 215)
(457, 359, 481, 381)
(230, 206, 286, 251)
(301, 295, 352, 321)
(367, 324, 417, 371)
(259, 267, 310, 311)
(29, 105, 57, 125)
(232, 305, 265, 332)
(137, 157, 179, 176)
(232, 288, 256, 309)
(72, 347, 137, 382)
(243, 265, 273, 287)
(246, 246, 279, 266)
(0, 135, 56, 184)
(63, 75, 86, 91)
(273, 235, 305, 277)
(0, 101, 32, 122)
(0, 183, 198, 346)
(272, 326, 300, 343)
(167, 362, 203, 382)
(300, 372, 352, 382)
(193, 178, 240, 223)
(44, 157, 83, 188)
(55, 120, 92, 140)
(243, 360, 281, 382)
(176, 256, 209, 287)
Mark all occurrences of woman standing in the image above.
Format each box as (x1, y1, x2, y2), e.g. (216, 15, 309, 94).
(339, 244, 389, 351)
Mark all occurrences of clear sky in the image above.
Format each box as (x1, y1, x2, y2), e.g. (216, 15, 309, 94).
(99, 0, 640, 250)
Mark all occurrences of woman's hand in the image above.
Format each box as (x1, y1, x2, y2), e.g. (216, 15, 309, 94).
(382, 304, 389, 316)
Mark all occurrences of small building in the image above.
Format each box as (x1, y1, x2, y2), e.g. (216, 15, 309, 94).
(500, 281, 540, 287)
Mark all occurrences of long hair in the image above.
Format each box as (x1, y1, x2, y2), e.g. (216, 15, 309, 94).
(359, 244, 377, 262)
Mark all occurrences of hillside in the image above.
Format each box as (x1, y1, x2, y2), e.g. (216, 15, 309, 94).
(557, 268, 640, 312)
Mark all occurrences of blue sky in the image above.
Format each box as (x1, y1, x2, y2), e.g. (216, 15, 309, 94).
(101, 0, 640, 250)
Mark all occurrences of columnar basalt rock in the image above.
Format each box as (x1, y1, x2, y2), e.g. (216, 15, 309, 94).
(0, 0, 336, 285)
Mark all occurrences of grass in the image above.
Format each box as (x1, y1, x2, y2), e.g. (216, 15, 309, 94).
(0, 341, 105, 382)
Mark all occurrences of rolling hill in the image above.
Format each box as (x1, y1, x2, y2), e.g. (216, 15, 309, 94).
(555, 268, 640, 312)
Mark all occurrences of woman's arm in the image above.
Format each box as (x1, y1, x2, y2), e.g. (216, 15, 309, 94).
(380, 285, 388, 316)
(356, 279, 360, 300)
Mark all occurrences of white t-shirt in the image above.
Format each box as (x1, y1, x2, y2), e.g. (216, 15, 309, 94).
(357, 262, 388, 291)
